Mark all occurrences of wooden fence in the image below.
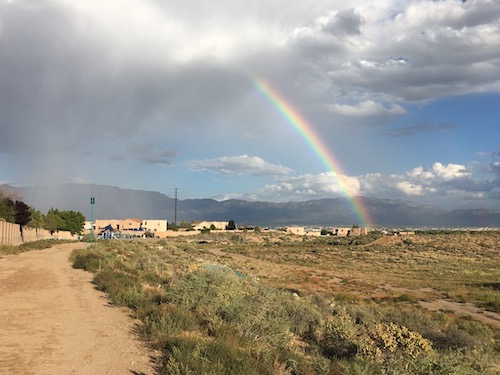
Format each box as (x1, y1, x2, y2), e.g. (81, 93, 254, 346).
(0, 220, 73, 246)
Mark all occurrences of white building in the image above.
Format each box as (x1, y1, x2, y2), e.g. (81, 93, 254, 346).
(142, 219, 168, 232)
(191, 221, 228, 230)
(286, 226, 306, 235)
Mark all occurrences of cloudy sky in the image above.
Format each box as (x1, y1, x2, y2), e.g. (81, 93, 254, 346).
(1, 0, 499, 210)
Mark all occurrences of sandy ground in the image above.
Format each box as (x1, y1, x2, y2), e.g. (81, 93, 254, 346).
(0, 242, 156, 375)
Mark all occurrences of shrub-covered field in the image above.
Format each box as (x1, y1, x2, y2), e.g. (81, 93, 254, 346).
(71, 231, 500, 374)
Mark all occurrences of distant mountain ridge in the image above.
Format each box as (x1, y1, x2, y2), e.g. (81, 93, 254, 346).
(16, 184, 500, 228)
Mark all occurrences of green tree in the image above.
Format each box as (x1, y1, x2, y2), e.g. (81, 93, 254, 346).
(226, 220, 236, 230)
(58, 210, 85, 235)
(0, 197, 16, 222)
(43, 209, 85, 235)
(28, 208, 44, 228)
(44, 209, 63, 234)
(15, 201, 32, 226)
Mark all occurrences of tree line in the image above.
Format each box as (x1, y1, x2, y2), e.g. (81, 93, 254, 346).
(0, 187, 85, 235)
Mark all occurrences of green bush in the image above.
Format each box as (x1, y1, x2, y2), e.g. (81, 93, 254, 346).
(361, 322, 433, 361)
(93, 270, 143, 308)
(72, 251, 105, 272)
(477, 293, 500, 313)
(138, 304, 198, 341)
(159, 336, 269, 375)
(321, 307, 360, 359)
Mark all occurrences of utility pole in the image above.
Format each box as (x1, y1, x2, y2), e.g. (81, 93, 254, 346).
(90, 197, 95, 244)
(174, 188, 178, 226)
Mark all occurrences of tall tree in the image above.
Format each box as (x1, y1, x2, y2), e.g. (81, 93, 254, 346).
(58, 210, 85, 235)
(44, 209, 63, 235)
(15, 201, 32, 226)
(28, 208, 44, 228)
(0, 198, 16, 222)
(226, 220, 236, 230)
(43, 208, 85, 235)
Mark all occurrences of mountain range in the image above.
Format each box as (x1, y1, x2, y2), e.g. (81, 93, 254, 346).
(14, 184, 500, 228)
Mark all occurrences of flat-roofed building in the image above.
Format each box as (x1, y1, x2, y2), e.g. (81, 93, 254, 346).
(142, 219, 167, 232)
(192, 221, 228, 230)
(286, 226, 305, 235)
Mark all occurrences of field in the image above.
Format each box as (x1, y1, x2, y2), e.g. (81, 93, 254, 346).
(71, 230, 500, 374)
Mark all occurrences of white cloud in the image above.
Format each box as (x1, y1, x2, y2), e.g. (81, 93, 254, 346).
(431, 162, 470, 180)
(328, 100, 406, 118)
(408, 166, 435, 180)
(396, 181, 423, 196)
(186, 155, 293, 177)
(246, 160, 499, 210)
(251, 171, 361, 201)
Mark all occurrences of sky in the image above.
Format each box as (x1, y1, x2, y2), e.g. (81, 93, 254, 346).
(0, 0, 499, 211)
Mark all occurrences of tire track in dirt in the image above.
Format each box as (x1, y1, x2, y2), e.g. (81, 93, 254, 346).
(0, 242, 156, 375)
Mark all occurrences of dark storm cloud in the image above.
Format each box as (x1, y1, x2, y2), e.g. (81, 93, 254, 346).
(110, 143, 177, 165)
(0, 1, 249, 157)
(321, 9, 362, 36)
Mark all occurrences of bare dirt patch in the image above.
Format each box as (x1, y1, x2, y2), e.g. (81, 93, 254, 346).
(0, 242, 155, 375)
(419, 299, 500, 330)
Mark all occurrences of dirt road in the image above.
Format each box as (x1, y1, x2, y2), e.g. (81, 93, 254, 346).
(0, 242, 155, 375)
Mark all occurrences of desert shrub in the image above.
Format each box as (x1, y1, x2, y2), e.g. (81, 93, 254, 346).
(72, 250, 106, 272)
(360, 322, 433, 362)
(477, 293, 500, 313)
(399, 348, 500, 375)
(1, 239, 67, 256)
(321, 307, 360, 359)
(396, 293, 418, 303)
(280, 295, 323, 340)
(93, 269, 143, 308)
(456, 317, 495, 344)
(159, 336, 270, 375)
(350, 302, 494, 352)
(429, 318, 494, 350)
(312, 356, 331, 375)
(137, 304, 198, 341)
(19, 239, 64, 250)
(162, 268, 298, 348)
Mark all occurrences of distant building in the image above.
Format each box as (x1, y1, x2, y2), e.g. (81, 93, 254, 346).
(286, 226, 306, 235)
(142, 219, 167, 233)
(91, 219, 122, 231)
(191, 221, 229, 230)
(351, 227, 369, 236)
(120, 218, 143, 231)
(333, 227, 351, 237)
(320, 227, 369, 237)
(395, 231, 415, 236)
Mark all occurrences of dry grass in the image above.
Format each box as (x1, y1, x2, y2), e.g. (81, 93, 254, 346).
(209, 231, 500, 311)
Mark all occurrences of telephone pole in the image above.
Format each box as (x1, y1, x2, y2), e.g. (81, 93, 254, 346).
(174, 188, 178, 226)
(90, 197, 95, 244)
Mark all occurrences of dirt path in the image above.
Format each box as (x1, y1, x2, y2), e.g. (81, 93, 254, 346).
(0, 242, 155, 375)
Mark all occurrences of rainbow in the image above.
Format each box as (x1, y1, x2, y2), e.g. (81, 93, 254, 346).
(253, 77, 372, 227)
